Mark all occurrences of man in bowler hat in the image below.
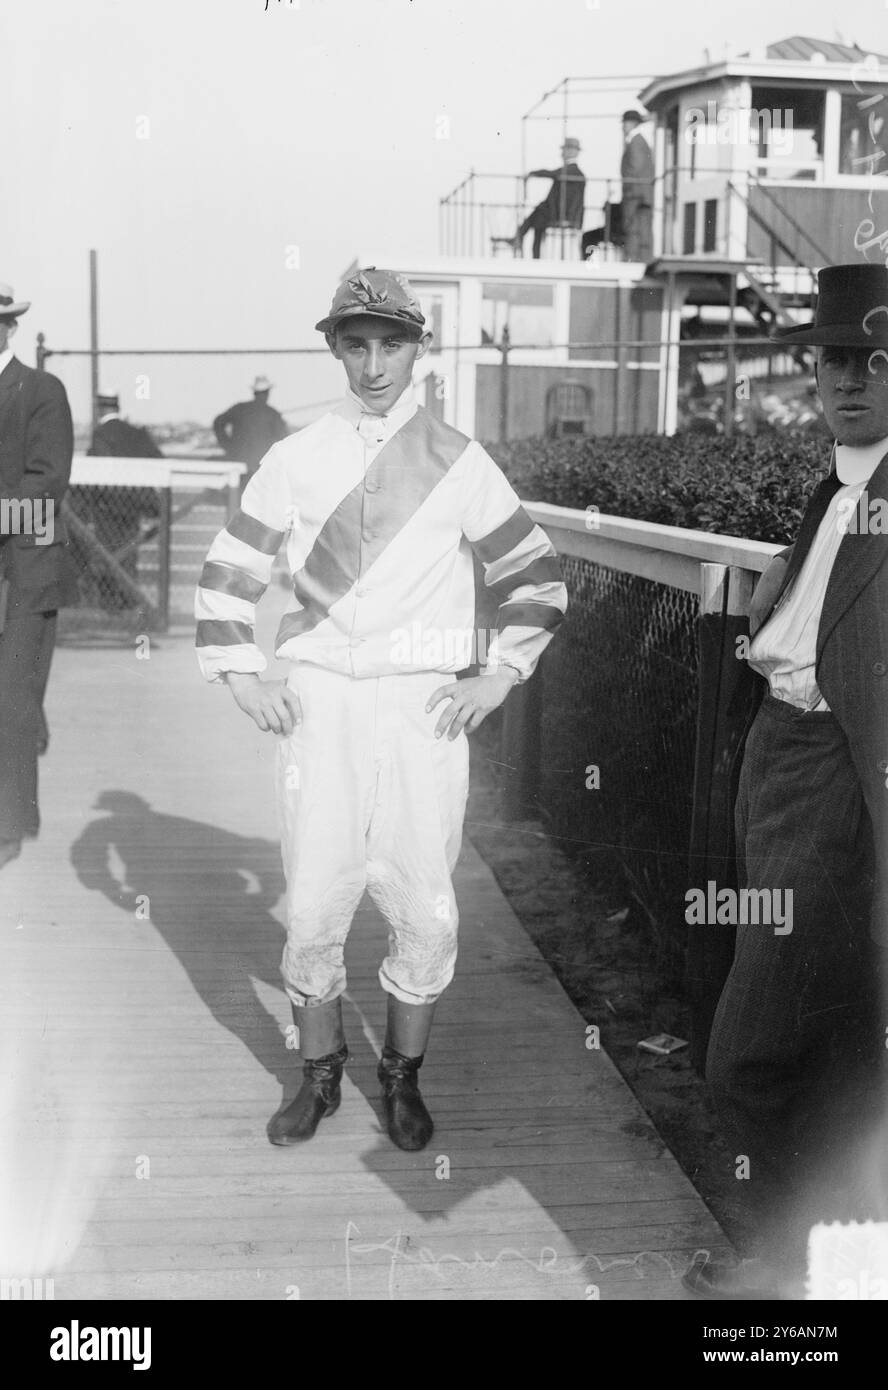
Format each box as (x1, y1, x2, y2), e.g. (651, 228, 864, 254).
(620, 110, 654, 263)
(511, 138, 586, 259)
(0, 282, 78, 869)
(687, 263, 888, 1298)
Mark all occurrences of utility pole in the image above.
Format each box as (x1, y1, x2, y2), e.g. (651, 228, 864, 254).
(89, 248, 99, 431)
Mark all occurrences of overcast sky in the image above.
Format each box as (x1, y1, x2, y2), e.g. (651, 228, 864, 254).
(4, 0, 886, 427)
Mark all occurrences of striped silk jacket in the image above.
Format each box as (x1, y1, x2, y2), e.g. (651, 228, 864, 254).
(195, 388, 567, 683)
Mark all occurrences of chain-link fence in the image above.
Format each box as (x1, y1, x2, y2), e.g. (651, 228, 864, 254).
(58, 461, 242, 643)
(63, 486, 167, 636)
(534, 555, 698, 982)
(493, 508, 779, 999)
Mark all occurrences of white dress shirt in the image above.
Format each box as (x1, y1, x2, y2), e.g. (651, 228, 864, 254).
(0, 347, 14, 377)
(748, 436, 888, 710)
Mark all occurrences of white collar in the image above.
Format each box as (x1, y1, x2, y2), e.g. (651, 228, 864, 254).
(0, 347, 15, 376)
(835, 435, 888, 486)
(341, 383, 417, 429)
(98, 412, 121, 424)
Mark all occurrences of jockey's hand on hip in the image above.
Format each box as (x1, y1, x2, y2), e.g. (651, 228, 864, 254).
(427, 668, 520, 740)
(225, 672, 303, 735)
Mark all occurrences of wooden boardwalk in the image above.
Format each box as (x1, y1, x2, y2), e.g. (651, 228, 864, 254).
(0, 594, 729, 1301)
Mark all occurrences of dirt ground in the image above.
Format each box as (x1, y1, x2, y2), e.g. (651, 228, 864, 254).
(465, 722, 748, 1251)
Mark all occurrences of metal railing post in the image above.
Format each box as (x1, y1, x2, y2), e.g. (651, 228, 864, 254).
(155, 487, 172, 632)
(499, 323, 511, 442)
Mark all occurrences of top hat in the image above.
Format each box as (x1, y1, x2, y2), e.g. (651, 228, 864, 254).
(252, 375, 273, 392)
(774, 263, 888, 346)
(316, 267, 426, 336)
(96, 392, 120, 412)
(0, 282, 30, 317)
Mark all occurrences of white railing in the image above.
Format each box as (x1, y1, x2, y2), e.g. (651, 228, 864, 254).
(70, 455, 245, 491)
(525, 502, 781, 595)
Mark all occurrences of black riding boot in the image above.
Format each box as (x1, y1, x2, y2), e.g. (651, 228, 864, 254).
(268, 998, 348, 1146)
(377, 997, 436, 1152)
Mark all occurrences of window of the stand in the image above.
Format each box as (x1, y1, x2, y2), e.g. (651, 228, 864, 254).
(480, 282, 555, 347)
(750, 86, 824, 181)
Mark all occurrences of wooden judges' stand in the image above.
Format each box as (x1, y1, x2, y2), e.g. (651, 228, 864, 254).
(66, 456, 245, 631)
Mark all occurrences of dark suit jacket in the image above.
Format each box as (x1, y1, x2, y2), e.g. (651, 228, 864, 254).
(213, 400, 288, 471)
(0, 357, 79, 617)
(527, 163, 586, 228)
(621, 132, 654, 209)
(731, 451, 888, 942)
(87, 417, 163, 521)
(89, 417, 163, 460)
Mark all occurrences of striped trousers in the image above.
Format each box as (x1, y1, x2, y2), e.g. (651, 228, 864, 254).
(706, 693, 885, 1265)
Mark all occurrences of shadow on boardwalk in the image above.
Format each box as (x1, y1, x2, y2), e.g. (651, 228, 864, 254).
(71, 790, 290, 1089)
(70, 791, 615, 1239)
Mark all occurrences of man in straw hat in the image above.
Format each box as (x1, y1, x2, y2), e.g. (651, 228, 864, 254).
(195, 267, 567, 1151)
(213, 374, 289, 485)
(0, 282, 78, 870)
(511, 137, 586, 259)
(686, 263, 888, 1299)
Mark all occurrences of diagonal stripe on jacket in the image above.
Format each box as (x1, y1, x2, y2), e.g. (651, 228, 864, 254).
(195, 399, 567, 682)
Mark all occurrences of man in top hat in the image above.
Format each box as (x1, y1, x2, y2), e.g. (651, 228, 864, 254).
(195, 267, 567, 1150)
(686, 263, 888, 1299)
(213, 375, 289, 484)
(511, 138, 586, 259)
(0, 282, 78, 869)
(620, 110, 655, 263)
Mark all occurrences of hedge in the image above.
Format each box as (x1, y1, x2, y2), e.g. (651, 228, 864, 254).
(486, 428, 834, 545)
(482, 428, 835, 985)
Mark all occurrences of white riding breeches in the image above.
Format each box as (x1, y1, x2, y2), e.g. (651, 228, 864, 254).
(275, 662, 470, 1007)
